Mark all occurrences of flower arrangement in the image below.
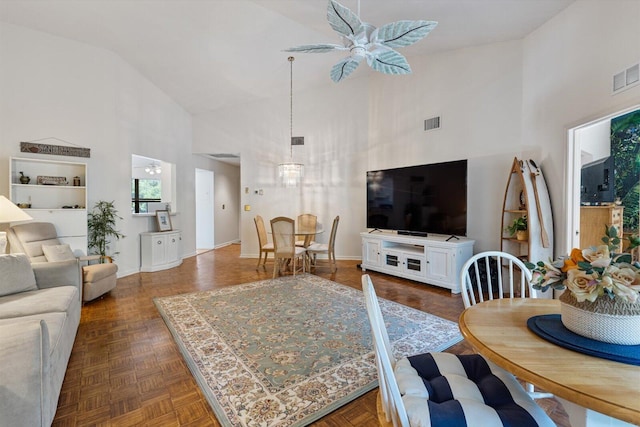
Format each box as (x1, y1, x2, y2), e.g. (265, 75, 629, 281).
(526, 226, 640, 304)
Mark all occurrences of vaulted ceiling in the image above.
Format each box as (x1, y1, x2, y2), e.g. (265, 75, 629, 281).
(0, 0, 574, 116)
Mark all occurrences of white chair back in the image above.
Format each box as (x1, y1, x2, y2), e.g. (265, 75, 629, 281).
(362, 274, 410, 427)
(460, 251, 535, 309)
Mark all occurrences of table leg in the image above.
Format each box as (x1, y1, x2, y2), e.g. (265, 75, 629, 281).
(557, 398, 637, 427)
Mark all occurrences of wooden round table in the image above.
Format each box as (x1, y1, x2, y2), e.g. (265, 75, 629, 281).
(458, 298, 640, 426)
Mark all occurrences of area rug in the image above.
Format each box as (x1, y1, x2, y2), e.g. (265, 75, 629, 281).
(154, 274, 463, 427)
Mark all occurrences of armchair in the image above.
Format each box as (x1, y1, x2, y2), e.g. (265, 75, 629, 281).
(8, 222, 118, 302)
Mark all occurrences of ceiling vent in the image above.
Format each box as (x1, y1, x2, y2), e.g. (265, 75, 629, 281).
(424, 116, 441, 131)
(612, 62, 640, 94)
(207, 153, 239, 159)
(291, 136, 304, 146)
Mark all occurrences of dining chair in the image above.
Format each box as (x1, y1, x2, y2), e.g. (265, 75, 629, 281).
(460, 250, 554, 399)
(295, 213, 317, 248)
(306, 215, 339, 272)
(254, 215, 274, 270)
(362, 274, 556, 427)
(270, 216, 306, 278)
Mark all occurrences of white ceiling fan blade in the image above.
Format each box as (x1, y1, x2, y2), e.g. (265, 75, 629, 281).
(327, 0, 364, 37)
(330, 56, 363, 83)
(367, 49, 412, 75)
(373, 20, 438, 48)
(285, 43, 345, 53)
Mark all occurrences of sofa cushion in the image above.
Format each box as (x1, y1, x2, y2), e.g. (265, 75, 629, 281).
(83, 262, 118, 283)
(0, 253, 37, 297)
(42, 244, 76, 262)
(0, 286, 78, 319)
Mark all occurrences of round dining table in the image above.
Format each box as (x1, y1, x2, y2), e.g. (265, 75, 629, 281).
(458, 298, 640, 427)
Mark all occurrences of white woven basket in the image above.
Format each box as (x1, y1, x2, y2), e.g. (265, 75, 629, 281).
(560, 292, 640, 345)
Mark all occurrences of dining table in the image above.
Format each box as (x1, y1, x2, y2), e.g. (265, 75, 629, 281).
(458, 298, 640, 427)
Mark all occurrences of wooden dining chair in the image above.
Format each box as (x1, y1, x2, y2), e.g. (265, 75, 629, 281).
(295, 213, 317, 248)
(362, 274, 556, 427)
(270, 216, 306, 278)
(254, 215, 274, 270)
(460, 251, 553, 399)
(306, 215, 339, 272)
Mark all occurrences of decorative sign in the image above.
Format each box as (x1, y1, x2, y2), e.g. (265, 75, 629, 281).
(20, 142, 90, 158)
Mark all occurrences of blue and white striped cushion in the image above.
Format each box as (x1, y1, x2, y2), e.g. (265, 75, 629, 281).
(395, 353, 556, 427)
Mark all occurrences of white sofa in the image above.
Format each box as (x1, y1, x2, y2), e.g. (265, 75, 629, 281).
(0, 253, 80, 426)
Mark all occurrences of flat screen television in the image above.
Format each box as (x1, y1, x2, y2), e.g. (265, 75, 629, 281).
(580, 156, 614, 205)
(366, 160, 467, 236)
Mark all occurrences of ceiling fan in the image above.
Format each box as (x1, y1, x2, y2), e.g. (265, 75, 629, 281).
(285, 0, 437, 83)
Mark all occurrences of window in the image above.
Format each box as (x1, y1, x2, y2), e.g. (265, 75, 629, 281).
(131, 178, 161, 213)
(131, 154, 176, 214)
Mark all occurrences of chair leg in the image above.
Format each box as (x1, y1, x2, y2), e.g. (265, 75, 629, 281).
(256, 250, 263, 270)
(273, 258, 279, 279)
(262, 252, 268, 270)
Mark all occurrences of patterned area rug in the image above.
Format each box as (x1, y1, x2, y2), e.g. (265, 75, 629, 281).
(154, 274, 462, 427)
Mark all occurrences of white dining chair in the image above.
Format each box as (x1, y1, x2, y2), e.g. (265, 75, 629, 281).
(362, 274, 556, 427)
(460, 251, 554, 399)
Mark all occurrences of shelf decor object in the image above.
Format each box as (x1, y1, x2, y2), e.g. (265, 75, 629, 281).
(155, 210, 172, 232)
(20, 137, 90, 158)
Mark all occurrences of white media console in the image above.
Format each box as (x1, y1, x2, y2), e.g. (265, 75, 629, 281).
(361, 231, 474, 294)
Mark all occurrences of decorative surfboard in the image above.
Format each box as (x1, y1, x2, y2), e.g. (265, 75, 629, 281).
(501, 157, 554, 296)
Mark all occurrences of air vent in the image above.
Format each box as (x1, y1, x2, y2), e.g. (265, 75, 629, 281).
(291, 136, 304, 145)
(613, 61, 640, 94)
(208, 153, 239, 159)
(424, 116, 441, 131)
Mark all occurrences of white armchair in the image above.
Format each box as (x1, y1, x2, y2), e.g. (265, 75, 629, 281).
(8, 222, 118, 302)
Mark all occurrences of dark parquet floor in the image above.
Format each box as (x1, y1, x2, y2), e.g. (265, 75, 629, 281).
(52, 244, 569, 426)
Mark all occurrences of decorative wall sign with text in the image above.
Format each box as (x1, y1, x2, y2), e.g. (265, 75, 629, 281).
(20, 142, 90, 158)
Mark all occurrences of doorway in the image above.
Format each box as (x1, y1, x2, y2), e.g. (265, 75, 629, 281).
(566, 104, 640, 253)
(195, 168, 215, 253)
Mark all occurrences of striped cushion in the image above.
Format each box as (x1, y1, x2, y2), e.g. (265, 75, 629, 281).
(396, 353, 556, 427)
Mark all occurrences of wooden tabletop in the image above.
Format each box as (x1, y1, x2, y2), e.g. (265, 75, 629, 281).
(459, 299, 640, 425)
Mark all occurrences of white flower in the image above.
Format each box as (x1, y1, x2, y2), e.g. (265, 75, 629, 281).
(581, 245, 611, 268)
(565, 269, 601, 302)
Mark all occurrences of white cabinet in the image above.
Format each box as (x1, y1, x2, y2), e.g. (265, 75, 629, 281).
(361, 232, 474, 294)
(140, 230, 182, 272)
(9, 157, 88, 255)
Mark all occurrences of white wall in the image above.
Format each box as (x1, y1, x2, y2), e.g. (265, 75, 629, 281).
(193, 75, 370, 259)
(522, 0, 640, 254)
(0, 22, 203, 276)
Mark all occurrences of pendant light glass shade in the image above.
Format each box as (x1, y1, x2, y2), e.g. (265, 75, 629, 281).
(278, 56, 304, 187)
(278, 162, 304, 187)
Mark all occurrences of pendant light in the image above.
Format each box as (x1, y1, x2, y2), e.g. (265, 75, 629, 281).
(278, 56, 304, 187)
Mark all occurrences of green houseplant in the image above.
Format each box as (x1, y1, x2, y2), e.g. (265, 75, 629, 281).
(88, 200, 125, 260)
(505, 215, 528, 240)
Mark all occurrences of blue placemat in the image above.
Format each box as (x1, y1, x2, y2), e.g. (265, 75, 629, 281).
(527, 314, 640, 366)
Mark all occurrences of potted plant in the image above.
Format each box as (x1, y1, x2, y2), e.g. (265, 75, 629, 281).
(505, 215, 528, 241)
(88, 200, 125, 260)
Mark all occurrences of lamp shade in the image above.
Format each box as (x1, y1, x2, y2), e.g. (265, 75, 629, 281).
(0, 196, 33, 223)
